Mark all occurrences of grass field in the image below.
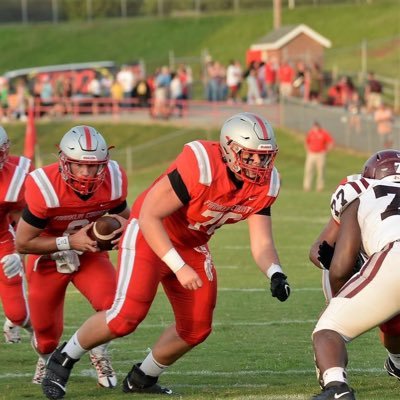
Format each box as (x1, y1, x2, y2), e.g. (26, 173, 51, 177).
(1, 122, 399, 400)
(0, 1, 398, 79)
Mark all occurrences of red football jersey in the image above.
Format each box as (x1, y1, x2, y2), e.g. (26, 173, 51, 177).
(24, 160, 128, 237)
(0, 162, 27, 248)
(132, 140, 280, 248)
(8, 155, 33, 174)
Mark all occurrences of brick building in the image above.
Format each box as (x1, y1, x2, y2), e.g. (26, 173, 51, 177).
(246, 24, 331, 66)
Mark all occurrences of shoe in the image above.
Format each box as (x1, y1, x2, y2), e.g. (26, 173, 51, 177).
(3, 319, 21, 344)
(41, 343, 78, 400)
(89, 350, 117, 388)
(122, 363, 173, 395)
(32, 357, 46, 384)
(311, 382, 355, 399)
(384, 357, 400, 380)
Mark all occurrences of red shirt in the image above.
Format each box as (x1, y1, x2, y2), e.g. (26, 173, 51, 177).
(132, 140, 280, 248)
(24, 161, 127, 237)
(0, 162, 26, 250)
(306, 127, 334, 153)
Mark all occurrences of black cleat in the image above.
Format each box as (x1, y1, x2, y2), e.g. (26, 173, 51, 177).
(311, 382, 355, 400)
(122, 363, 173, 395)
(41, 343, 79, 400)
(384, 357, 400, 380)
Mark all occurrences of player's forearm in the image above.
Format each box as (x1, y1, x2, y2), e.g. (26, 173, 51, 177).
(139, 215, 175, 260)
(16, 236, 61, 255)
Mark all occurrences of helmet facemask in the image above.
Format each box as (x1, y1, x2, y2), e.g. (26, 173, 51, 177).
(227, 141, 277, 185)
(0, 140, 10, 170)
(59, 153, 108, 195)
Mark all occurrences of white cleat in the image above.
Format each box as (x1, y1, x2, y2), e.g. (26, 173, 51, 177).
(89, 351, 117, 388)
(3, 319, 21, 344)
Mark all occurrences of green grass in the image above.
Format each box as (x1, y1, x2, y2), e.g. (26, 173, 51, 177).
(1, 121, 398, 399)
(0, 1, 398, 78)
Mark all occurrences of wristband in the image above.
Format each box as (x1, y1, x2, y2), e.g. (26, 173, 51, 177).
(266, 263, 283, 279)
(56, 236, 70, 251)
(161, 248, 186, 273)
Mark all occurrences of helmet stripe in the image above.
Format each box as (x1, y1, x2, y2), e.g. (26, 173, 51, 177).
(254, 115, 270, 139)
(83, 126, 93, 150)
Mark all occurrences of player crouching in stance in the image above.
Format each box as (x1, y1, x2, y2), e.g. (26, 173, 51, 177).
(15, 126, 129, 388)
(311, 150, 400, 399)
(40, 112, 290, 399)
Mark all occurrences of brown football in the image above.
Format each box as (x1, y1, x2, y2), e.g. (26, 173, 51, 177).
(89, 215, 122, 251)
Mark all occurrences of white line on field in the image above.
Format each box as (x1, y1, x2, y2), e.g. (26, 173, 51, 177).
(0, 367, 385, 381)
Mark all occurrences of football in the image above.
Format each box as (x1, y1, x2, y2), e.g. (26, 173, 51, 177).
(89, 215, 122, 251)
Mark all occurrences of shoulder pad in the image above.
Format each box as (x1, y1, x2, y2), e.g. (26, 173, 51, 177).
(330, 177, 370, 223)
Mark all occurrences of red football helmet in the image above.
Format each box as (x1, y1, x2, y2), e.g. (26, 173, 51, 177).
(58, 125, 109, 195)
(362, 149, 400, 180)
(0, 126, 10, 170)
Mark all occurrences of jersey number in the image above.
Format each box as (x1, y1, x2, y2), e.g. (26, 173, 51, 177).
(189, 210, 242, 235)
(330, 188, 346, 217)
(373, 185, 400, 220)
(64, 219, 90, 236)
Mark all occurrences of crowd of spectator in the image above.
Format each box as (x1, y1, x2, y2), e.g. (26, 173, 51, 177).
(0, 57, 392, 124)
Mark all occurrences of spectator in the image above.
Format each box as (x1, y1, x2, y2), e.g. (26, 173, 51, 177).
(364, 71, 383, 113)
(15, 125, 130, 387)
(292, 61, 306, 98)
(374, 102, 394, 148)
(346, 91, 362, 134)
(152, 66, 171, 119)
(303, 121, 334, 192)
(132, 79, 151, 108)
(110, 76, 123, 113)
(41, 112, 291, 399)
(39, 76, 54, 118)
(169, 72, 184, 117)
(116, 65, 135, 108)
(87, 74, 101, 115)
(264, 57, 278, 103)
(278, 60, 294, 98)
(226, 60, 242, 104)
(14, 78, 29, 121)
(245, 63, 263, 105)
(308, 63, 323, 103)
(0, 78, 10, 122)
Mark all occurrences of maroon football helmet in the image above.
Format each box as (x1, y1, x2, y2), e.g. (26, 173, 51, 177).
(362, 149, 400, 180)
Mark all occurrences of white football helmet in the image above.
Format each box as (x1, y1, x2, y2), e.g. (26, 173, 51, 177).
(220, 112, 278, 185)
(0, 126, 10, 170)
(58, 125, 109, 195)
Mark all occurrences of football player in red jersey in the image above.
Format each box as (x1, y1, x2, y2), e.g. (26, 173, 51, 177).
(0, 126, 32, 343)
(15, 125, 130, 388)
(40, 112, 291, 400)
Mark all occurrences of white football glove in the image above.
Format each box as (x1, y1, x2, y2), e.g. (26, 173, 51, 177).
(1, 253, 23, 279)
(50, 250, 80, 274)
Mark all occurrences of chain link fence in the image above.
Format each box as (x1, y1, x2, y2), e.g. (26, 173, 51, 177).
(281, 97, 400, 155)
(0, 0, 375, 23)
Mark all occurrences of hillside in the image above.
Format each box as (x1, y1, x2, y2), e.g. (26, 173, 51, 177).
(0, 0, 398, 78)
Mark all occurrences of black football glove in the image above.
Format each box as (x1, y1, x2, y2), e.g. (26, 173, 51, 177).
(317, 241, 335, 270)
(270, 272, 290, 302)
